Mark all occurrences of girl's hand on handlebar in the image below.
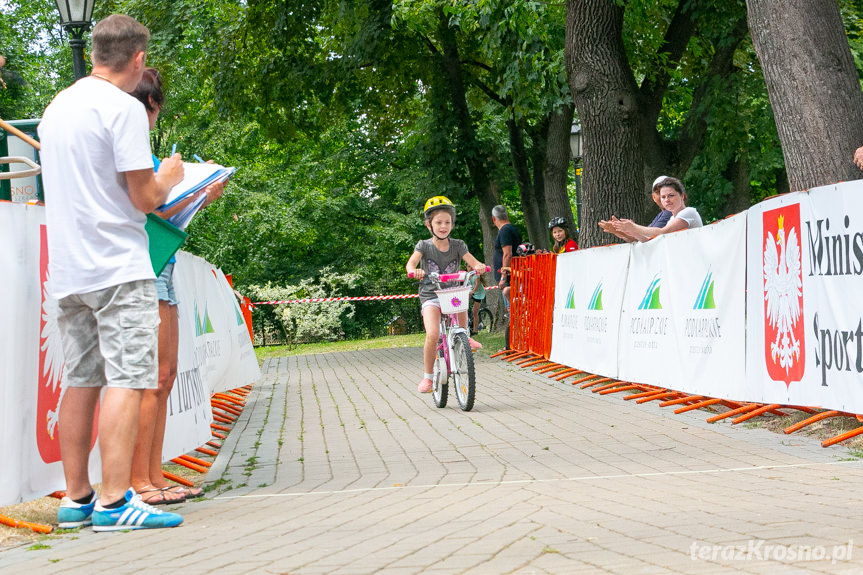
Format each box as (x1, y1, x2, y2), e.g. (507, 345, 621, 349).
(410, 269, 425, 280)
(473, 264, 489, 275)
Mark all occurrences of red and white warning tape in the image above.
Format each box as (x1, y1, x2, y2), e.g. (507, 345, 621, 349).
(251, 286, 498, 307)
(252, 294, 418, 306)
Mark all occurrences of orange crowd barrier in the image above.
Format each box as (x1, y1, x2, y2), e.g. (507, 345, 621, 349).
(0, 514, 52, 534)
(508, 253, 556, 358)
(163, 470, 194, 487)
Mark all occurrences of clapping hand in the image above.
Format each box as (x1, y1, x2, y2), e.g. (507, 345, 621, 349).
(854, 146, 863, 171)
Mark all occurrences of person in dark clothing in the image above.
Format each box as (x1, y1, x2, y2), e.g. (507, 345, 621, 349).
(492, 205, 522, 301)
(492, 205, 522, 350)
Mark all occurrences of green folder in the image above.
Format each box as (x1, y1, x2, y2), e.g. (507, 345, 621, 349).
(145, 213, 188, 275)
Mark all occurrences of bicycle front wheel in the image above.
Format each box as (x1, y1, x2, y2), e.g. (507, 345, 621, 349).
(452, 331, 476, 411)
(477, 308, 494, 334)
(432, 354, 448, 408)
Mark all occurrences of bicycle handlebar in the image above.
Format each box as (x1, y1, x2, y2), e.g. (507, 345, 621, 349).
(408, 265, 491, 282)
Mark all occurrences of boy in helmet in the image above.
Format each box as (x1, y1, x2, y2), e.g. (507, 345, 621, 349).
(406, 196, 488, 394)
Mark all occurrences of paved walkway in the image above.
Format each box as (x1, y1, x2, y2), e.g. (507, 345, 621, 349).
(2, 347, 863, 574)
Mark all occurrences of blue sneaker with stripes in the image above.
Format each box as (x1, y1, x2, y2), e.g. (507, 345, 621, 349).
(57, 490, 96, 528)
(91, 488, 183, 532)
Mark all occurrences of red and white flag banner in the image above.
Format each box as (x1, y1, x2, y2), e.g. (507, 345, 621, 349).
(746, 182, 863, 412)
(0, 203, 259, 507)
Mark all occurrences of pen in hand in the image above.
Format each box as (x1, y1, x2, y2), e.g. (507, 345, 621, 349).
(170, 143, 177, 155)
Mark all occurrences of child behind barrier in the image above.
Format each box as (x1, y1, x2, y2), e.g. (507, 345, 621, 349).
(406, 196, 487, 394)
(548, 217, 579, 253)
(468, 272, 487, 335)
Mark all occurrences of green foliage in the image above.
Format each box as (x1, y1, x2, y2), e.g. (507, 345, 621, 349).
(6, 0, 863, 342)
(0, 1, 70, 119)
(247, 268, 360, 344)
(617, 0, 789, 219)
(681, 38, 785, 220)
(841, 0, 863, 86)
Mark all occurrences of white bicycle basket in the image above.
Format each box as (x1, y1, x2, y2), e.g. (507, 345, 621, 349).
(435, 285, 471, 314)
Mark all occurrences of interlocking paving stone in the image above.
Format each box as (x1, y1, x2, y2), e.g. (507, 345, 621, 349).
(2, 346, 863, 573)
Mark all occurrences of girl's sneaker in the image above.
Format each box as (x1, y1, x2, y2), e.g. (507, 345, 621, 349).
(57, 491, 96, 528)
(91, 488, 183, 532)
(468, 337, 483, 351)
(418, 377, 433, 393)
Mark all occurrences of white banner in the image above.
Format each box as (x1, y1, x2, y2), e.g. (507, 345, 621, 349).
(661, 213, 747, 398)
(549, 244, 631, 378)
(163, 253, 261, 459)
(210, 267, 259, 394)
(617, 235, 677, 386)
(0, 204, 259, 506)
(617, 214, 747, 395)
(746, 183, 863, 412)
(172, 253, 260, 396)
(0, 203, 32, 505)
(162, 254, 214, 461)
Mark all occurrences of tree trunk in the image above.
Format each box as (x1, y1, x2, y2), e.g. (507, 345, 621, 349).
(566, 0, 644, 248)
(435, 10, 500, 262)
(747, 0, 863, 190)
(478, 185, 502, 266)
(543, 102, 578, 239)
(508, 117, 545, 248)
(721, 153, 752, 217)
(529, 115, 550, 241)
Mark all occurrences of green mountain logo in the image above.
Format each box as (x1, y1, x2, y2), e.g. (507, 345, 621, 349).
(565, 284, 577, 310)
(637, 275, 662, 310)
(195, 302, 215, 336)
(588, 282, 603, 310)
(693, 271, 716, 310)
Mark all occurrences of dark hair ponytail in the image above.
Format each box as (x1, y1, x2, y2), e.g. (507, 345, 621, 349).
(130, 68, 163, 113)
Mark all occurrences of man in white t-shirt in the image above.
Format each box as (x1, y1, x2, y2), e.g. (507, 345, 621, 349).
(38, 14, 186, 532)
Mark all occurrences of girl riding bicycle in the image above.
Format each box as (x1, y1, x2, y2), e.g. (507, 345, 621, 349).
(406, 196, 487, 394)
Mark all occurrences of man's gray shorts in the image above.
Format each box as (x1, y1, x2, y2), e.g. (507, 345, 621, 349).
(57, 279, 160, 390)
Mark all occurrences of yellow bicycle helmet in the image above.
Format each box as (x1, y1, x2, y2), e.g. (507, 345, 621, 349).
(423, 196, 456, 220)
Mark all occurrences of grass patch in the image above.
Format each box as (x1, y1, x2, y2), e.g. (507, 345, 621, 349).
(255, 333, 426, 362)
(0, 496, 62, 549)
(254, 329, 508, 363)
(471, 330, 506, 356)
(732, 409, 863, 451)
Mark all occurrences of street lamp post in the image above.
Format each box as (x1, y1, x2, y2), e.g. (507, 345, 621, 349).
(569, 121, 583, 230)
(54, 0, 96, 81)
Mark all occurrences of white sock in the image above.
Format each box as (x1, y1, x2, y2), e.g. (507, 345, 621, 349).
(424, 373, 433, 380)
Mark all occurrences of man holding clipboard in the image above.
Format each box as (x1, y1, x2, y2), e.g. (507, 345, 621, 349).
(38, 14, 185, 531)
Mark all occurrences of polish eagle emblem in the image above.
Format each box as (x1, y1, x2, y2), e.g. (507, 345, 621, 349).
(763, 214, 802, 374)
(41, 270, 66, 439)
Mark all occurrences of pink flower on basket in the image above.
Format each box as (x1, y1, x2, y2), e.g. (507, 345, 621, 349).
(451, 296, 462, 308)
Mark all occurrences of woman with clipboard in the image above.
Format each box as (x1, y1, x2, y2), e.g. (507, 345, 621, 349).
(129, 68, 225, 505)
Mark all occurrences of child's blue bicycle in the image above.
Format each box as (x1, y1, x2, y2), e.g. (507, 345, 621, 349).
(412, 268, 489, 411)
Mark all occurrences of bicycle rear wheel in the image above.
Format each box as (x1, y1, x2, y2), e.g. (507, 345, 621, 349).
(477, 308, 494, 334)
(452, 331, 476, 411)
